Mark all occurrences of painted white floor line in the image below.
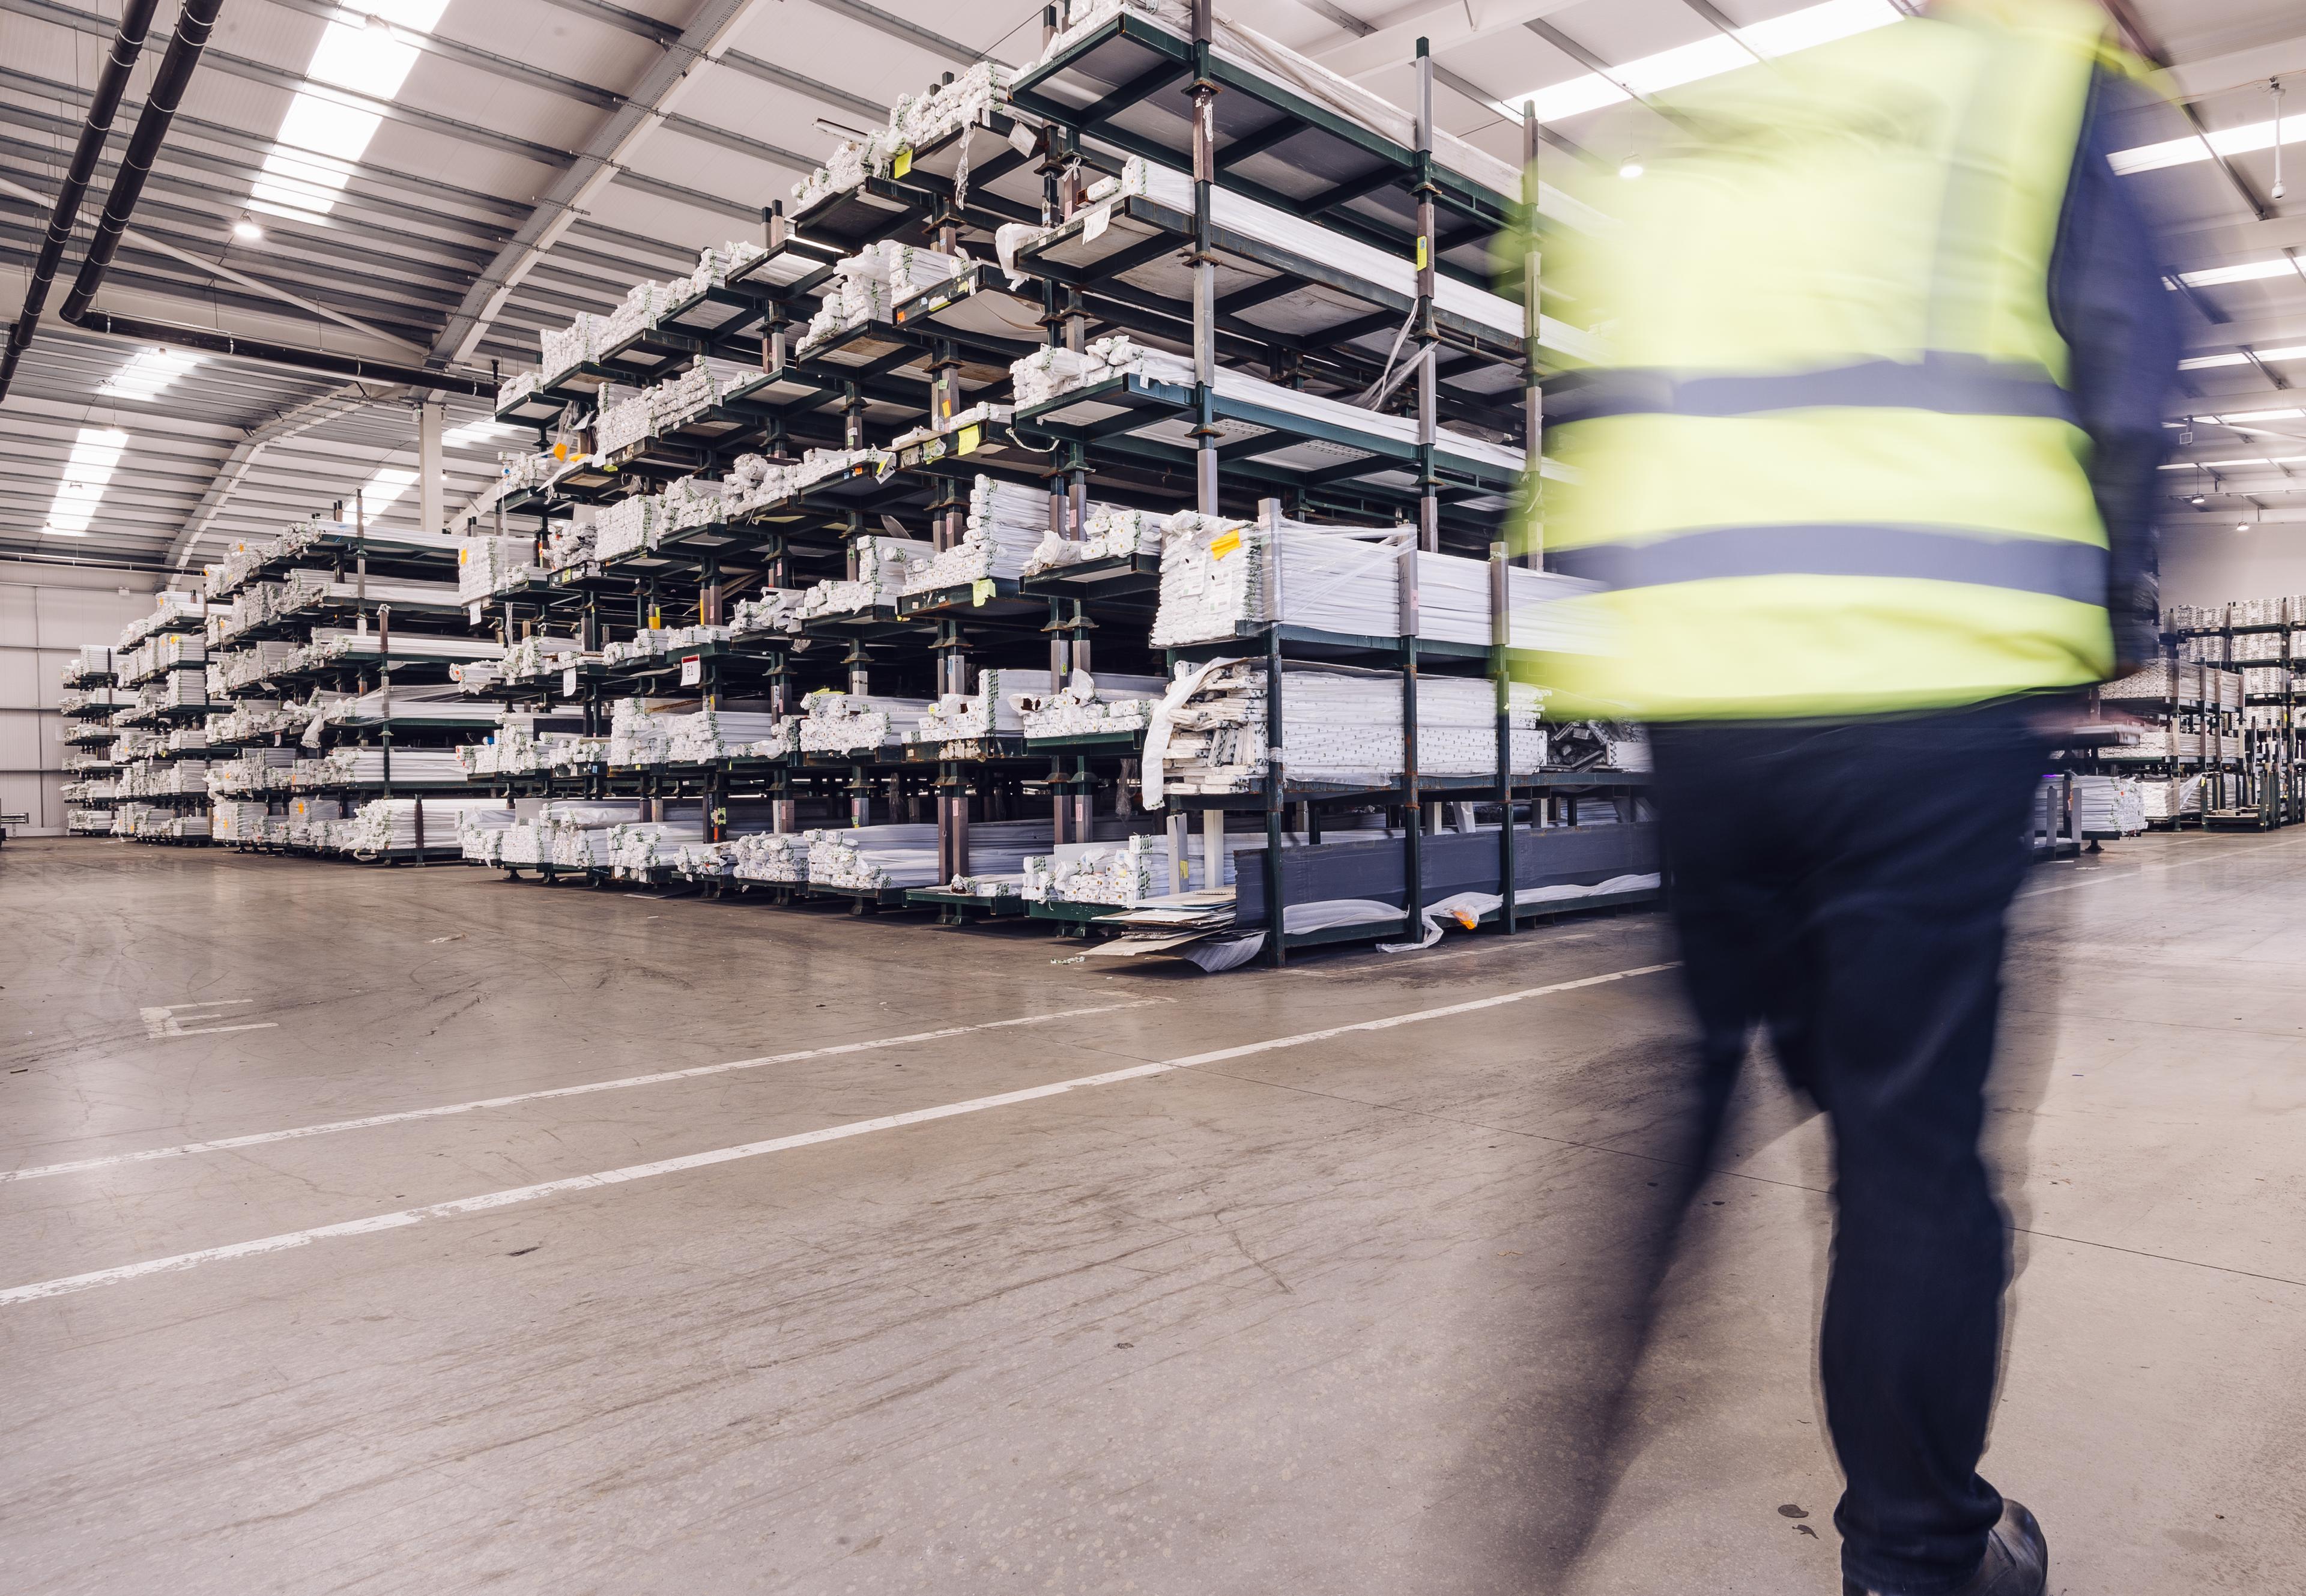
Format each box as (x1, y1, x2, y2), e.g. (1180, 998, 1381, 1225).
(4, 999, 1170, 1186)
(2021, 832, 2306, 898)
(0, 963, 1677, 1307)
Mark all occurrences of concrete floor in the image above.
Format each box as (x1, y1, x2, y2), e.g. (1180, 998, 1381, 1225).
(0, 834, 2299, 1595)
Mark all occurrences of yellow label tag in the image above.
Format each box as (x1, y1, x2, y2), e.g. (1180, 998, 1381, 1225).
(1209, 529, 1242, 560)
(1415, 237, 1430, 271)
(957, 423, 982, 455)
(972, 578, 994, 606)
(892, 148, 912, 178)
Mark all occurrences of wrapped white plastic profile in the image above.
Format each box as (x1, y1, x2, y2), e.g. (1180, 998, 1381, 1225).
(794, 536, 931, 621)
(665, 708, 784, 763)
(458, 536, 540, 602)
(606, 820, 707, 879)
(593, 495, 657, 561)
(806, 819, 1052, 891)
(211, 801, 271, 842)
(345, 796, 506, 855)
(1024, 503, 1165, 576)
(901, 477, 1055, 592)
(458, 806, 517, 863)
(608, 698, 690, 766)
(802, 240, 968, 349)
(2072, 775, 2147, 836)
(790, 59, 1021, 214)
(1015, 670, 1168, 739)
(798, 690, 934, 755)
(1142, 657, 1547, 802)
(305, 748, 471, 786)
(731, 588, 807, 637)
(731, 830, 811, 884)
(1032, 156, 1598, 361)
(1149, 510, 1599, 651)
(914, 668, 1054, 742)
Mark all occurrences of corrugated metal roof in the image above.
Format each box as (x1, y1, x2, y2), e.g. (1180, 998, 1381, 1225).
(4, 0, 2304, 564)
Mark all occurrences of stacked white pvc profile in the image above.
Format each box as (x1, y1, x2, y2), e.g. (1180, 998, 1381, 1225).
(2233, 631, 2286, 663)
(1014, 671, 1167, 739)
(802, 241, 968, 349)
(901, 479, 1049, 591)
(1024, 504, 1164, 576)
(211, 800, 273, 843)
(458, 806, 518, 863)
(545, 518, 598, 570)
(458, 536, 542, 602)
(913, 669, 1053, 742)
(344, 797, 505, 855)
(2140, 777, 2205, 821)
(68, 809, 113, 834)
(1023, 833, 1171, 907)
(731, 588, 807, 637)
(501, 632, 585, 682)
(794, 536, 931, 622)
(1143, 659, 1546, 800)
(731, 831, 811, 884)
(2072, 775, 2147, 836)
(593, 495, 656, 561)
(304, 748, 471, 785)
(790, 61, 1022, 215)
(797, 691, 934, 755)
(600, 626, 729, 667)
(805, 820, 1052, 892)
(656, 474, 728, 534)
(209, 749, 297, 795)
(606, 821, 707, 879)
(665, 709, 785, 763)
(608, 698, 688, 766)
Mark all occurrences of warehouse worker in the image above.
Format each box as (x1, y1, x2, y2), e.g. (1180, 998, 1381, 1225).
(1522, 2, 2179, 1593)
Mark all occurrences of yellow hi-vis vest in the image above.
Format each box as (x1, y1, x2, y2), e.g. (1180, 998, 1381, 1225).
(1529, 0, 2123, 722)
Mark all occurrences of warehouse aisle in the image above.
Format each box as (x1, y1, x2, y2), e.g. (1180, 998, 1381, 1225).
(1, 837, 2300, 1595)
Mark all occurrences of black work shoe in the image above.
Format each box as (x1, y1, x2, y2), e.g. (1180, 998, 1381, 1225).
(1841, 1499, 2047, 1596)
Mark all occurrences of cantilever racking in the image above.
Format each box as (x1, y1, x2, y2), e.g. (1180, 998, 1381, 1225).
(445, 4, 1651, 955)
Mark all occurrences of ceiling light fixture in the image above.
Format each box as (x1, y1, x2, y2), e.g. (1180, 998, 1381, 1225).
(2275, 79, 2288, 202)
(231, 213, 263, 242)
(1618, 159, 1645, 180)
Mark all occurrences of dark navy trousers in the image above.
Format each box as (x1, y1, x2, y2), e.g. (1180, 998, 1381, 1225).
(1647, 700, 2051, 1595)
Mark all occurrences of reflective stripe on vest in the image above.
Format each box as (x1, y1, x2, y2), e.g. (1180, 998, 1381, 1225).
(1548, 524, 2108, 605)
(1546, 354, 2079, 429)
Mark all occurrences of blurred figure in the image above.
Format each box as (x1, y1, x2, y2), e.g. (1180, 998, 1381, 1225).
(1524, 2, 2180, 1592)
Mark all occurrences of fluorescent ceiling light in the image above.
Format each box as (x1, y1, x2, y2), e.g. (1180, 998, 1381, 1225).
(441, 419, 519, 449)
(2180, 345, 2306, 370)
(2218, 408, 2306, 423)
(2178, 258, 2302, 288)
(359, 465, 421, 514)
(2113, 113, 2306, 177)
(95, 347, 201, 402)
(1497, 0, 1901, 122)
(43, 428, 131, 536)
(249, 0, 451, 221)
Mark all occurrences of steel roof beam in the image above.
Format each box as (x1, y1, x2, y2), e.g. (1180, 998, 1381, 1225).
(430, 0, 781, 365)
(254, 0, 625, 112)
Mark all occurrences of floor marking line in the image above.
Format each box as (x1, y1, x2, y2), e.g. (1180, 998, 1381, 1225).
(2, 999, 1171, 1186)
(0, 964, 1677, 1307)
(2019, 833, 2306, 898)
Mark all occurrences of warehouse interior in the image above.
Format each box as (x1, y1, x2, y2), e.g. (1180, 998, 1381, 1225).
(4, 1, 2304, 1592)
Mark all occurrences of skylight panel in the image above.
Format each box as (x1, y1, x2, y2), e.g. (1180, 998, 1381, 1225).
(247, 0, 452, 221)
(43, 428, 131, 536)
(1499, 0, 1902, 123)
(441, 420, 520, 449)
(360, 465, 421, 515)
(95, 348, 201, 401)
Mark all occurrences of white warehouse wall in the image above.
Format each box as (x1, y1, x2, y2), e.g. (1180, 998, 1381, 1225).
(0, 561, 165, 836)
(2158, 527, 2306, 611)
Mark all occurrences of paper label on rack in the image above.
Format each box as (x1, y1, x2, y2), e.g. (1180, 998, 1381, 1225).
(679, 654, 700, 686)
(957, 423, 982, 455)
(1007, 120, 1036, 158)
(972, 578, 994, 606)
(892, 148, 912, 178)
(562, 666, 578, 697)
(1415, 237, 1430, 271)
(1083, 203, 1112, 244)
(1209, 529, 1242, 560)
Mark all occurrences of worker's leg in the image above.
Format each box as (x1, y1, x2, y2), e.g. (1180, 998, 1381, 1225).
(1794, 707, 2048, 1594)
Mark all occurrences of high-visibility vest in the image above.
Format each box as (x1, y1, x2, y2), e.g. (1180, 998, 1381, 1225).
(1529, 0, 2131, 721)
